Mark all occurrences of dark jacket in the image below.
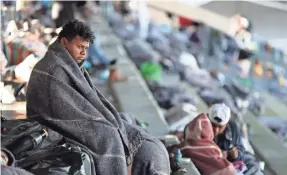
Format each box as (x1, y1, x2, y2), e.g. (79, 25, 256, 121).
(214, 121, 260, 175)
(1, 148, 34, 175)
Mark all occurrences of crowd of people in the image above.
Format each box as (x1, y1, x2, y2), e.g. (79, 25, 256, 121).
(1, 1, 285, 175)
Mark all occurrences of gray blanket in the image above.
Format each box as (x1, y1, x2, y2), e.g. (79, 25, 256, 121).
(26, 41, 144, 174)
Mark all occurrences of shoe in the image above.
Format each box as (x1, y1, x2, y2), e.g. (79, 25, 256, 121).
(109, 59, 117, 66)
(109, 68, 127, 82)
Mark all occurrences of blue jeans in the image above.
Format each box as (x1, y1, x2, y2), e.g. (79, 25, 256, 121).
(84, 34, 109, 69)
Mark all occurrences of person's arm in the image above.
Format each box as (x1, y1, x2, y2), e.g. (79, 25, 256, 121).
(233, 123, 245, 161)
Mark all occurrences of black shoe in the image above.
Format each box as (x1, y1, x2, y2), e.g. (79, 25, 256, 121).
(109, 59, 117, 66)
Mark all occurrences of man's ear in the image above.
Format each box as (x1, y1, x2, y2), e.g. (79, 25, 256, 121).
(59, 37, 67, 47)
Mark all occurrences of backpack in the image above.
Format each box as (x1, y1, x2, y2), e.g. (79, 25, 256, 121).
(1, 118, 46, 148)
(1, 118, 63, 158)
(16, 142, 93, 175)
(1, 118, 93, 175)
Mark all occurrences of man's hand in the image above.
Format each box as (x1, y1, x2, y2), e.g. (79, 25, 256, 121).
(227, 147, 239, 161)
(222, 150, 228, 158)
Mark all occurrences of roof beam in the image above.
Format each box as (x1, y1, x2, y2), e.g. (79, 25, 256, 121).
(147, 0, 233, 36)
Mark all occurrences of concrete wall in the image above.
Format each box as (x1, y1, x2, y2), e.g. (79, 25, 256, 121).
(269, 38, 287, 53)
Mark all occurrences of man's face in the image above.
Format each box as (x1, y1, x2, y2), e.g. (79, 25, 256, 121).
(61, 35, 89, 63)
(211, 122, 227, 136)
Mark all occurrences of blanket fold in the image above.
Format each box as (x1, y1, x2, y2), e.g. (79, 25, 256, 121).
(26, 41, 143, 174)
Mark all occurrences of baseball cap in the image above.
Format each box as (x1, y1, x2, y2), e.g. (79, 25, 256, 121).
(208, 103, 231, 126)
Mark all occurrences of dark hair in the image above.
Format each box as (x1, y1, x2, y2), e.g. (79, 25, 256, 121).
(58, 19, 95, 44)
(183, 124, 189, 140)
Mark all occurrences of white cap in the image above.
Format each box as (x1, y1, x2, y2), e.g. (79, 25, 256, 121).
(209, 103, 231, 126)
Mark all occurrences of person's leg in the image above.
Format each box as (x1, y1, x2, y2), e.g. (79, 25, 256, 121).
(87, 34, 110, 65)
(122, 119, 170, 175)
(132, 136, 170, 175)
(242, 153, 261, 175)
(84, 39, 110, 70)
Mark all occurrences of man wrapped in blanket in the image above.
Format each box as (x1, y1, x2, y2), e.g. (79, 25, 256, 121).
(26, 19, 170, 175)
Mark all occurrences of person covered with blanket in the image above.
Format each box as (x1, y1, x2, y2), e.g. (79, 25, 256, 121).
(26, 19, 170, 175)
(179, 113, 237, 175)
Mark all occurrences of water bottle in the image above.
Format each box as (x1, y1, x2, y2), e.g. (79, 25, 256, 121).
(173, 148, 182, 162)
(7, 129, 48, 157)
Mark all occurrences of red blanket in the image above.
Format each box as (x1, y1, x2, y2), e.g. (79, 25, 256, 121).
(180, 114, 236, 175)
